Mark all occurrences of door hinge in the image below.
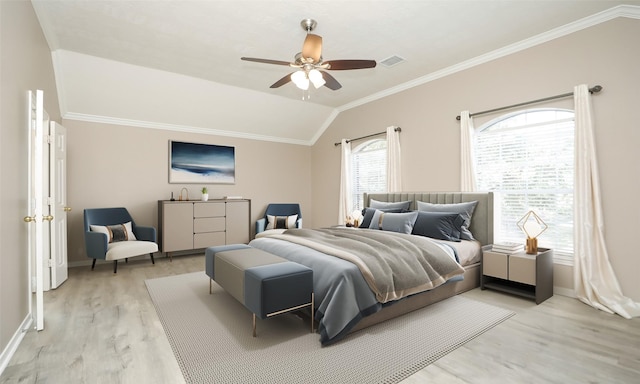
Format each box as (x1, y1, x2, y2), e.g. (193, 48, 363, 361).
(47, 259, 53, 268)
(46, 134, 53, 144)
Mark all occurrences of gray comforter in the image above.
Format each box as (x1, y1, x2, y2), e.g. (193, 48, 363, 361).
(249, 227, 464, 345)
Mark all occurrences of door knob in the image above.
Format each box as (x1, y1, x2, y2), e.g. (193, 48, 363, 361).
(43, 215, 54, 221)
(24, 216, 36, 223)
(64, 207, 72, 212)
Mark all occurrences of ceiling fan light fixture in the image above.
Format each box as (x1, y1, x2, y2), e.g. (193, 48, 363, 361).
(308, 69, 326, 88)
(291, 70, 310, 90)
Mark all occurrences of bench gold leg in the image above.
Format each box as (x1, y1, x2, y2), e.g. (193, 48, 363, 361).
(252, 313, 257, 337)
(311, 292, 315, 333)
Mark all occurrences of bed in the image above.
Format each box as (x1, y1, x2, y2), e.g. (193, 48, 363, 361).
(249, 192, 494, 345)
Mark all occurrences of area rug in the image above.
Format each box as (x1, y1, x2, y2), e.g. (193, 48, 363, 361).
(146, 271, 514, 384)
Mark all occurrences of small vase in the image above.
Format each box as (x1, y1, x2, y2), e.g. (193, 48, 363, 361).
(201, 193, 209, 201)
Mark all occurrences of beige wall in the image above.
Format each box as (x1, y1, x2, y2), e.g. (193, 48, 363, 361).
(0, 0, 61, 356)
(311, 17, 640, 302)
(63, 120, 313, 264)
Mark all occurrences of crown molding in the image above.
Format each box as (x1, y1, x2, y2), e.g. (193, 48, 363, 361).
(62, 112, 314, 146)
(337, 5, 640, 114)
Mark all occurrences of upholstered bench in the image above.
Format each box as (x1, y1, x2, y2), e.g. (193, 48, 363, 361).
(205, 244, 314, 337)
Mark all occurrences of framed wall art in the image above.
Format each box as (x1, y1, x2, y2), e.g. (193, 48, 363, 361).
(169, 140, 235, 184)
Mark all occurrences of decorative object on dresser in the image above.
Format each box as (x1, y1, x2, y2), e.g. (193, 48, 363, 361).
(84, 207, 158, 273)
(157, 199, 250, 259)
(200, 187, 208, 201)
(482, 246, 553, 304)
(517, 210, 548, 254)
(169, 140, 235, 184)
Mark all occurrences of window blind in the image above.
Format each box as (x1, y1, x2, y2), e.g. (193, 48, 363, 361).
(475, 110, 574, 262)
(352, 140, 387, 210)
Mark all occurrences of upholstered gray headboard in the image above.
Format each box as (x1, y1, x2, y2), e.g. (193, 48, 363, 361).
(362, 192, 494, 246)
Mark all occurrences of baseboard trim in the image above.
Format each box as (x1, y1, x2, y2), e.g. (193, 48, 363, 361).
(554, 286, 576, 298)
(0, 314, 32, 376)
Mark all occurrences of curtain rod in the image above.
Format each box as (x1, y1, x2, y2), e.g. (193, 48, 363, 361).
(334, 127, 401, 146)
(455, 85, 602, 121)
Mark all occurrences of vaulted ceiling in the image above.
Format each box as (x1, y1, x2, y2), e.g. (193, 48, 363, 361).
(31, 1, 640, 145)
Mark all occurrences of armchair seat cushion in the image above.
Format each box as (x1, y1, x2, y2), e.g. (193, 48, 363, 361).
(255, 228, 288, 238)
(106, 240, 158, 261)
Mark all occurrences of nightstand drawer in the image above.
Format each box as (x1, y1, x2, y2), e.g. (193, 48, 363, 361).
(482, 247, 553, 304)
(483, 251, 508, 279)
(509, 254, 536, 285)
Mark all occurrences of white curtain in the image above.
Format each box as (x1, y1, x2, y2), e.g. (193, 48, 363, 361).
(460, 111, 477, 191)
(338, 139, 352, 225)
(386, 126, 402, 192)
(573, 84, 640, 319)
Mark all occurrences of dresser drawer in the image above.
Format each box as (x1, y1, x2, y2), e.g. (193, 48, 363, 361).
(483, 251, 508, 279)
(194, 232, 225, 248)
(194, 217, 225, 233)
(194, 202, 225, 218)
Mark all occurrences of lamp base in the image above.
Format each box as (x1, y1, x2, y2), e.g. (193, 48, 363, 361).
(526, 237, 538, 254)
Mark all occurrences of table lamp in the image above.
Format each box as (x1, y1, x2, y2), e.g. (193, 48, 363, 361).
(517, 210, 548, 254)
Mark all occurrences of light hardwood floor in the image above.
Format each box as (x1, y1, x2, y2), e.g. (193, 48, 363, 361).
(2, 255, 639, 383)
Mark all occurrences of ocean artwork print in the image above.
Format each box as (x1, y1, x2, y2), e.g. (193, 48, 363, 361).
(169, 141, 235, 184)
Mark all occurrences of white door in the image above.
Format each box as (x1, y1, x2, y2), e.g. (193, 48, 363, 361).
(26, 90, 45, 330)
(49, 121, 68, 288)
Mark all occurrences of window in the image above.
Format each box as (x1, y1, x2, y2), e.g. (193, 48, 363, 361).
(474, 109, 574, 264)
(351, 139, 387, 211)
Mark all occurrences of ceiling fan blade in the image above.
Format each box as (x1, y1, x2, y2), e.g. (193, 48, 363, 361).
(302, 34, 322, 63)
(324, 59, 377, 70)
(270, 73, 294, 88)
(321, 71, 342, 90)
(241, 57, 291, 66)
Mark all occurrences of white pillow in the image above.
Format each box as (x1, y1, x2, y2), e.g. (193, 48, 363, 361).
(266, 214, 298, 230)
(90, 221, 137, 243)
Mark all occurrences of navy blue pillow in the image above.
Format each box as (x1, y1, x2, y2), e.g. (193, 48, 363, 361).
(411, 211, 465, 242)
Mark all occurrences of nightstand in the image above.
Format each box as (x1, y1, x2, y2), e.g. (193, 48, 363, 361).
(481, 246, 553, 304)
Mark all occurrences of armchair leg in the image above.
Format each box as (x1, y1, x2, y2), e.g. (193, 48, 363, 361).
(150, 253, 155, 265)
(114, 260, 118, 274)
(91, 259, 96, 270)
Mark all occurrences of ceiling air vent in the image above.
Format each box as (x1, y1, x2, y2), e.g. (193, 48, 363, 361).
(380, 55, 406, 68)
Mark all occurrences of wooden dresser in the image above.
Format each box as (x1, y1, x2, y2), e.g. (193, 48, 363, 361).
(158, 199, 250, 257)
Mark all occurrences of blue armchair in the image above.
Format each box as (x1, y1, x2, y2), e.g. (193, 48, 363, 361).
(255, 203, 302, 235)
(84, 207, 158, 273)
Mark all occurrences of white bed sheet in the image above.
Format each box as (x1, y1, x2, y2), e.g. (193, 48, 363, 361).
(441, 239, 482, 266)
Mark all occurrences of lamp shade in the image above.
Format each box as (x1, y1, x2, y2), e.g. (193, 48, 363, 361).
(517, 210, 548, 238)
(308, 69, 326, 88)
(291, 71, 309, 90)
(517, 210, 548, 254)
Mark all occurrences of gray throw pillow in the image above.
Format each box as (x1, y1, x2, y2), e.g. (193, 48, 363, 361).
(369, 210, 419, 234)
(359, 207, 403, 228)
(416, 200, 478, 240)
(369, 199, 411, 211)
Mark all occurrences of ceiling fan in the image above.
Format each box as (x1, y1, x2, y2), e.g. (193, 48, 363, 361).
(241, 19, 376, 91)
